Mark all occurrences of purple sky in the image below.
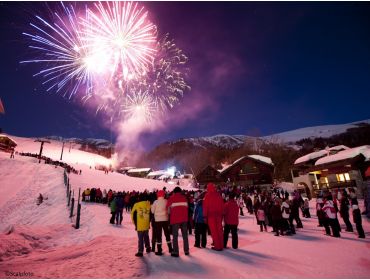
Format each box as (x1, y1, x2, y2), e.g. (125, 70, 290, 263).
(0, 2, 370, 150)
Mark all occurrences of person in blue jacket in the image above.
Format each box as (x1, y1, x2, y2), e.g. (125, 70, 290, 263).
(193, 194, 207, 248)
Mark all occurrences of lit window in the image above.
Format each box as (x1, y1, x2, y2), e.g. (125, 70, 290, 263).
(344, 173, 350, 181)
(338, 174, 345, 182)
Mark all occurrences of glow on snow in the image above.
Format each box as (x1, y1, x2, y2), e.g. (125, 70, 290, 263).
(21, 1, 190, 123)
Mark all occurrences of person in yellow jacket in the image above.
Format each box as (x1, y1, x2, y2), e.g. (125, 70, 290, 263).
(131, 193, 151, 257)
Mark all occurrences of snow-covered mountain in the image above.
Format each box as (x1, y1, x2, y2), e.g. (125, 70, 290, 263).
(262, 119, 370, 143)
(169, 119, 370, 149)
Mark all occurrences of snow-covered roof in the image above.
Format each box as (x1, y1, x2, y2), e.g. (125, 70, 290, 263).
(127, 168, 152, 173)
(147, 170, 167, 177)
(0, 134, 18, 145)
(295, 145, 351, 165)
(218, 164, 231, 173)
(328, 145, 349, 151)
(219, 155, 273, 174)
(315, 145, 370, 166)
(248, 155, 274, 165)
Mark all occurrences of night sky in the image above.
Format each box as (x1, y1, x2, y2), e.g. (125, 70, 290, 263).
(0, 1, 370, 150)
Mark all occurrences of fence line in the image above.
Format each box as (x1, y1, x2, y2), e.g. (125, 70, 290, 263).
(63, 169, 81, 229)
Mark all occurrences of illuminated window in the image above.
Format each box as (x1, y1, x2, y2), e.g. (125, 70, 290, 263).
(338, 174, 345, 182)
(336, 173, 350, 182)
(344, 173, 350, 181)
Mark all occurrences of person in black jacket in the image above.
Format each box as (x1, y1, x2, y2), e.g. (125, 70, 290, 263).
(270, 199, 284, 236)
(351, 198, 365, 238)
(339, 191, 353, 232)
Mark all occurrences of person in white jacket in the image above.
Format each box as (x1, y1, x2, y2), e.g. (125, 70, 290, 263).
(151, 190, 173, 255)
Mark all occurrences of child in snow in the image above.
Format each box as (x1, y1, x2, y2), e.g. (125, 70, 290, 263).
(303, 199, 311, 218)
(131, 193, 151, 257)
(256, 206, 267, 232)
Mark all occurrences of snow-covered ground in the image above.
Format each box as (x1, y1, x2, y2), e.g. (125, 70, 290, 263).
(0, 148, 370, 278)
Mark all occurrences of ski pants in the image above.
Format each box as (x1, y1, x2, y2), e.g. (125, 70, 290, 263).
(223, 224, 238, 249)
(208, 216, 223, 250)
(329, 219, 341, 237)
(194, 223, 207, 247)
(172, 222, 189, 254)
(154, 221, 172, 250)
(342, 213, 353, 231)
(137, 230, 150, 253)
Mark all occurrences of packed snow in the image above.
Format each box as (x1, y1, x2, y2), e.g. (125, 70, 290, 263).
(0, 139, 369, 278)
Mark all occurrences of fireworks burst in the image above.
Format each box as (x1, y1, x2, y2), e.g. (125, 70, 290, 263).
(122, 90, 156, 122)
(20, 3, 96, 98)
(132, 33, 191, 113)
(21, 2, 190, 123)
(83, 1, 157, 82)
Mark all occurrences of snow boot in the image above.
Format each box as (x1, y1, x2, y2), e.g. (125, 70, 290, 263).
(155, 245, 163, 256)
(167, 241, 173, 253)
(135, 252, 143, 257)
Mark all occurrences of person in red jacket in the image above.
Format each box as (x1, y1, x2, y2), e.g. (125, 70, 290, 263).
(203, 183, 224, 251)
(166, 187, 189, 257)
(223, 193, 239, 249)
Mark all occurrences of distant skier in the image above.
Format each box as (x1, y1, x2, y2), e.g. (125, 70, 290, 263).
(37, 193, 43, 205)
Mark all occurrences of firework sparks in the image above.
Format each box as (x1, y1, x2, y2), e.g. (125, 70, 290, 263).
(122, 90, 156, 122)
(20, 3, 97, 98)
(137, 34, 191, 113)
(21, 2, 190, 123)
(82, 1, 158, 82)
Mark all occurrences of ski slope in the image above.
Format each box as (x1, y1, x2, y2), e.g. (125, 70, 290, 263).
(0, 150, 369, 278)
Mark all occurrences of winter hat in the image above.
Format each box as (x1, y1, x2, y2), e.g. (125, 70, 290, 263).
(157, 190, 165, 198)
(173, 186, 182, 193)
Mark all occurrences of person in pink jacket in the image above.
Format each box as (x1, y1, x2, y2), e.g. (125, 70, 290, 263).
(203, 183, 224, 251)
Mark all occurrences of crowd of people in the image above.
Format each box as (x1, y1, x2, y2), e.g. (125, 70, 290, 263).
(18, 152, 80, 174)
(81, 183, 366, 257)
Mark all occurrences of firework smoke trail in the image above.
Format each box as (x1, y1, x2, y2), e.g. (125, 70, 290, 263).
(20, 3, 98, 99)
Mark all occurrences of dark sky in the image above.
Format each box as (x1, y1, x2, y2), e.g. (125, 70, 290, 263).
(0, 1, 370, 149)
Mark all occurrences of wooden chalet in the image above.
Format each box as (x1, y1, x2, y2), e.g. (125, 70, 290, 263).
(195, 165, 222, 188)
(219, 155, 274, 186)
(195, 155, 274, 189)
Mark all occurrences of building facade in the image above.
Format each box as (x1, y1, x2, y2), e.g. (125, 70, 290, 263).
(292, 145, 370, 198)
